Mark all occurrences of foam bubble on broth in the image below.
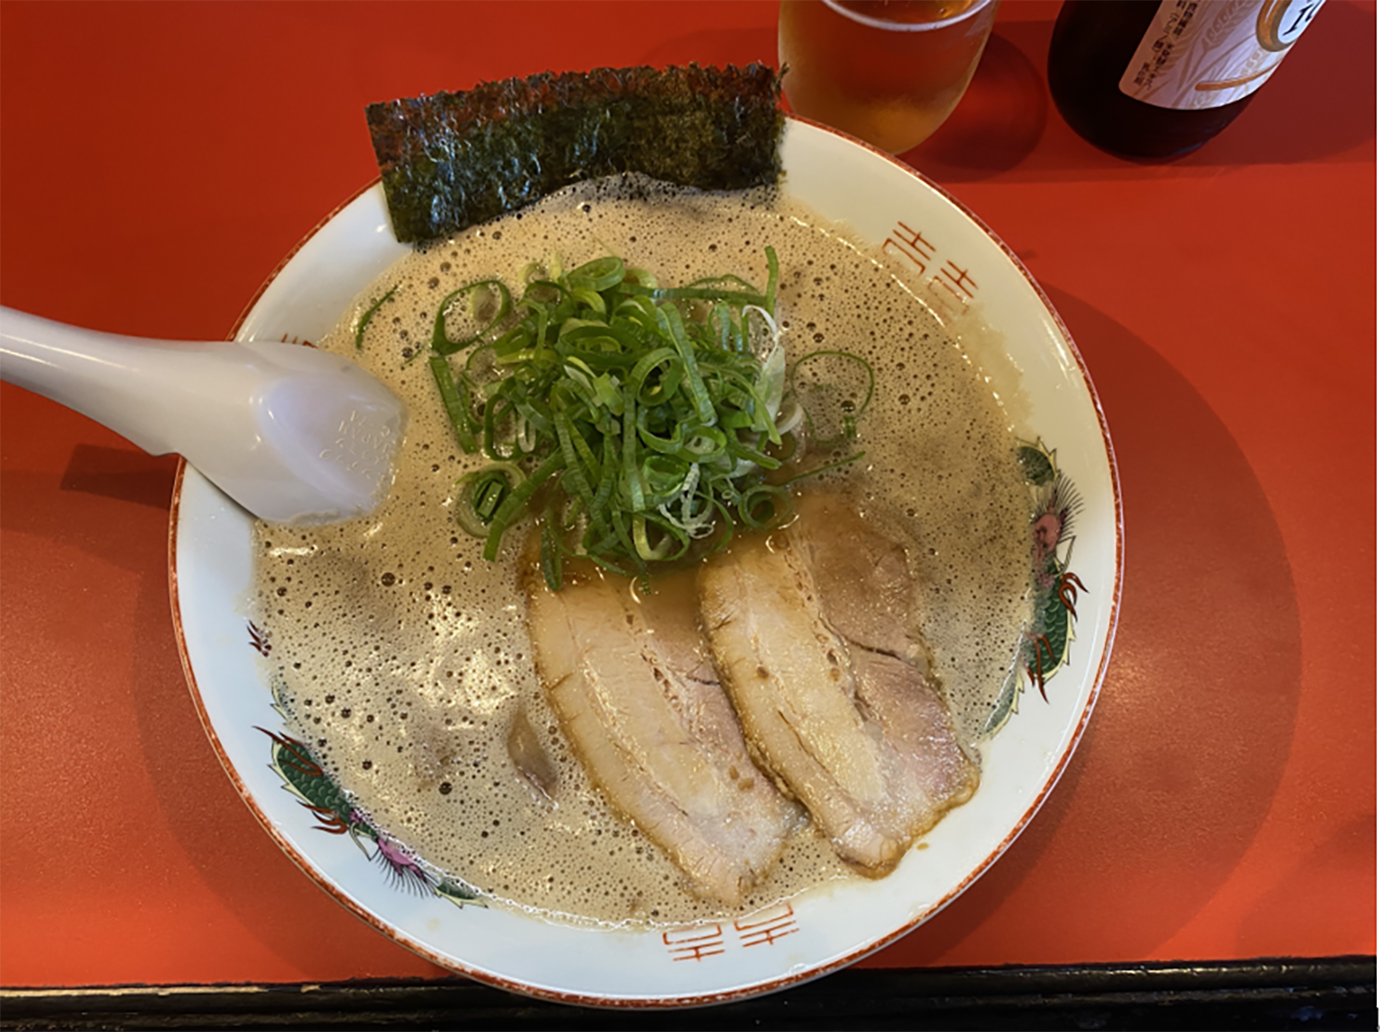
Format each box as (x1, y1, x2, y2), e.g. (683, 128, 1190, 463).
(251, 177, 1032, 926)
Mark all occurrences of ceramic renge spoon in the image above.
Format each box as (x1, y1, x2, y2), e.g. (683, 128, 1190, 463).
(0, 307, 406, 524)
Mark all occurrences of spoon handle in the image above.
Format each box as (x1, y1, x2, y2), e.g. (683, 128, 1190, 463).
(0, 306, 240, 455)
(0, 307, 406, 523)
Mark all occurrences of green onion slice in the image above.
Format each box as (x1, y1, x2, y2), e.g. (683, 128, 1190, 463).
(354, 285, 397, 351)
(419, 248, 868, 587)
(455, 463, 524, 538)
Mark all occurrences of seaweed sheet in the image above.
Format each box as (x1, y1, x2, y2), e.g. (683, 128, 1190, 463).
(366, 64, 785, 244)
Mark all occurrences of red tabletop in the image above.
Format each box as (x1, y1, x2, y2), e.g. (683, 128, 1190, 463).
(1, 0, 1373, 989)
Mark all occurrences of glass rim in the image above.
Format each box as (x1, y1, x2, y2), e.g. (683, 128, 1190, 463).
(819, 0, 996, 32)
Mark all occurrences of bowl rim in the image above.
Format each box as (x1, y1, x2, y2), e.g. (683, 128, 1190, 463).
(167, 113, 1124, 1009)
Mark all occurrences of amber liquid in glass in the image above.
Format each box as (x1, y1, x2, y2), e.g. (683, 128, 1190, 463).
(779, 0, 999, 154)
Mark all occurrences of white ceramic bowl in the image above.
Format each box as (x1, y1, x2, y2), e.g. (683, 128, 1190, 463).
(171, 117, 1122, 1008)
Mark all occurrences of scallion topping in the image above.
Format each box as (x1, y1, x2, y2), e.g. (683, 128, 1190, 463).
(426, 249, 871, 588)
(354, 285, 397, 350)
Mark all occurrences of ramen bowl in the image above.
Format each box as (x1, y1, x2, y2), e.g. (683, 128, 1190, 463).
(171, 117, 1121, 1007)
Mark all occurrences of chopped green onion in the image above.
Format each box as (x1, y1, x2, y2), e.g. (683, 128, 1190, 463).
(738, 484, 792, 528)
(421, 248, 868, 586)
(539, 508, 563, 592)
(432, 279, 513, 357)
(455, 463, 524, 537)
(482, 450, 565, 562)
(429, 354, 476, 453)
(790, 349, 876, 446)
(354, 285, 397, 350)
(567, 256, 625, 292)
(780, 449, 867, 486)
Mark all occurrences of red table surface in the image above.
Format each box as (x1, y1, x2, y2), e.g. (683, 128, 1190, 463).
(0, 0, 1373, 990)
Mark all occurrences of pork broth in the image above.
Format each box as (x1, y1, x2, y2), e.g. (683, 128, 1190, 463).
(251, 177, 1032, 926)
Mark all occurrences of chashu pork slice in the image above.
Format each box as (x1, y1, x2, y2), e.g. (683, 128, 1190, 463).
(697, 494, 978, 875)
(522, 561, 802, 907)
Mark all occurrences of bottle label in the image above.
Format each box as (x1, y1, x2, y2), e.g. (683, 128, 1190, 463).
(1117, 0, 1324, 110)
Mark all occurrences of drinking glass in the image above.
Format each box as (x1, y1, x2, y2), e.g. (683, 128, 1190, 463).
(778, 0, 1000, 154)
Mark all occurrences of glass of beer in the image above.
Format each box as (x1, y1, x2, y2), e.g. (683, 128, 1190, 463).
(778, 0, 1000, 154)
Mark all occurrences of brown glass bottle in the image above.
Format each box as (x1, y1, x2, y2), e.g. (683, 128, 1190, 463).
(1047, 0, 1316, 160)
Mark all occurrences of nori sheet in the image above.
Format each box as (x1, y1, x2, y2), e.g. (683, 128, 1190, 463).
(366, 64, 785, 244)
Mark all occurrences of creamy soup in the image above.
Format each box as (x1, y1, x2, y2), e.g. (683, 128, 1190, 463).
(251, 177, 1032, 926)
